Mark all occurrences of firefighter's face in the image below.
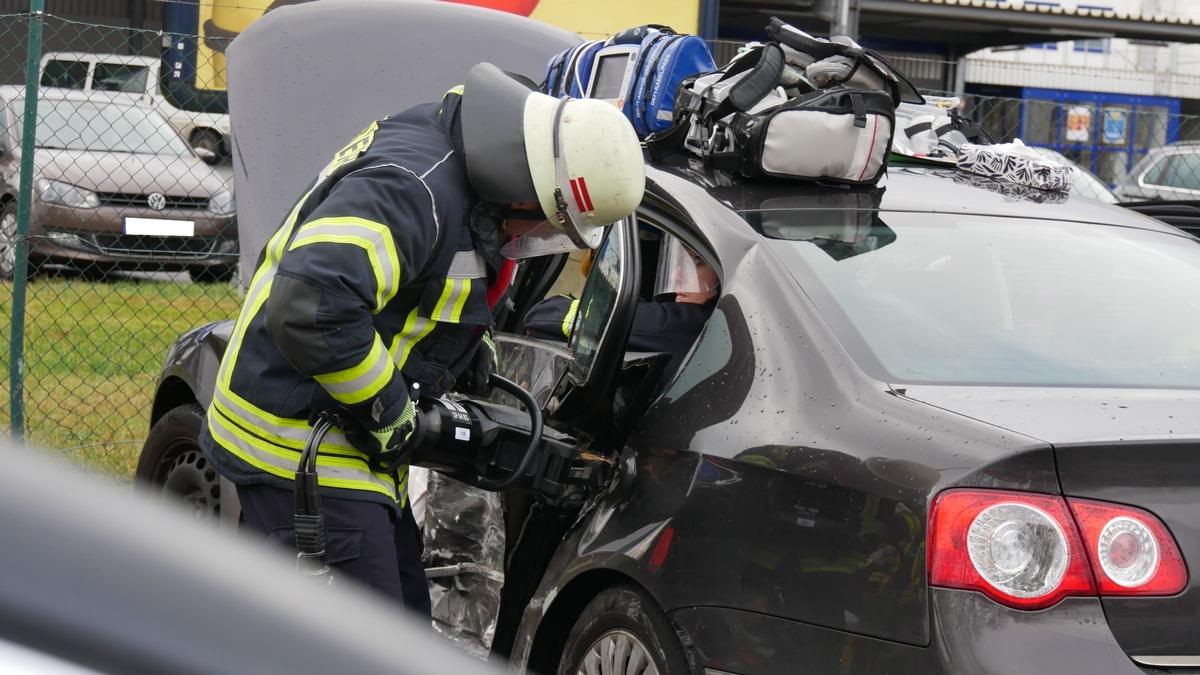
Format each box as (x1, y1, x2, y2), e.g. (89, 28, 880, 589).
(500, 201, 544, 238)
(674, 254, 718, 305)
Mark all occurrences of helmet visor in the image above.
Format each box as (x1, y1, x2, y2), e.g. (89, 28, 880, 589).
(501, 216, 607, 259)
(655, 236, 718, 296)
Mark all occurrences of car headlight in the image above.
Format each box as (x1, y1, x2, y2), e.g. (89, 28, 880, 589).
(208, 190, 236, 216)
(36, 179, 99, 208)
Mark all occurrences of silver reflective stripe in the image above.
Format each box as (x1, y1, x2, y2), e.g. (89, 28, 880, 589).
(429, 278, 471, 322)
(215, 386, 312, 446)
(447, 250, 486, 279)
(392, 312, 434, 369)
(314, 338, 393, 405)
(208, 404, 398, 498)
(290, 219, 400, 311)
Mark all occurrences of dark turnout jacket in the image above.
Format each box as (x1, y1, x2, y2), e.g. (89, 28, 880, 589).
(200, 90, 503, 510)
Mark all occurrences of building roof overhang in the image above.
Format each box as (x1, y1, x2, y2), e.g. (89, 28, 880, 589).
(720, 0, 1200, 55)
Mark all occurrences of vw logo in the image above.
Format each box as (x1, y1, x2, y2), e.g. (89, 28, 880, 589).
(147, 193, 167, 211)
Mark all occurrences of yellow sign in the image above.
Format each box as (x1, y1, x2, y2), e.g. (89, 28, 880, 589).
(530, 0, 699, 37)
(189, 0, 703, 92)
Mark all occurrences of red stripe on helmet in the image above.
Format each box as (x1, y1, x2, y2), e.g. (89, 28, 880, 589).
(570, 177, 595, 213)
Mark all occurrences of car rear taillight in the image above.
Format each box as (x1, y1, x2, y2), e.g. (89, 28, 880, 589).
(929, 490, 1094, 609)
(1068, 499, 1188, 596)
(930, 489, 1189, 610)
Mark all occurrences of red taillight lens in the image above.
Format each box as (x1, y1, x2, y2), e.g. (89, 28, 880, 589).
(929, 489, 1095, 610)
(1068, 499, 1188, 596)
(931, 489, 1190, 610)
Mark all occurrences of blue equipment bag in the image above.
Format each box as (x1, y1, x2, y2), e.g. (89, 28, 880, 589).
(542, 25, 717, 139)
(543, 39, 604, 99)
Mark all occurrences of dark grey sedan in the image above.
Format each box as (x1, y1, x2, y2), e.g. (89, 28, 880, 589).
(136, 2, 1200, 674)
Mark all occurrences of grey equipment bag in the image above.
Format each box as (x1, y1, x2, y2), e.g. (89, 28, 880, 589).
(672, 39, 897, 186)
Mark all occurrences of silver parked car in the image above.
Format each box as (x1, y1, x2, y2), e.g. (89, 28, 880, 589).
(1115, 140, 1200, 201)
(0, 85, 238, 282)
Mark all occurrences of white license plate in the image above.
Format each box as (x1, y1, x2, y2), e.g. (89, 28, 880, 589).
(124, 218, 196, 237)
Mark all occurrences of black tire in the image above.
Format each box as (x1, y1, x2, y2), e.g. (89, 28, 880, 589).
(136, 403, 224, 522)
(0, 201, 16, 280)
(189, 264, 236, 284)
(558, 584, 690, 675)
(190, 128, 225, 159)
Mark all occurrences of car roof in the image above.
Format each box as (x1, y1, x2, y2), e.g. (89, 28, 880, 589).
(648, 154, 1174, 234)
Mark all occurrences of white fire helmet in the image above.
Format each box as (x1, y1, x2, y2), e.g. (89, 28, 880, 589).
(461, 62, 645, 259)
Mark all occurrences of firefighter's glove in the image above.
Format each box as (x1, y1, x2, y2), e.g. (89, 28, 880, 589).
(456, 330, 498, 398)
(343, 399, 419, 473)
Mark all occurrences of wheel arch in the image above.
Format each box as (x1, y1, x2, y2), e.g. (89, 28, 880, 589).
(149, 375, 201, 430)
(525, 568, 663, 675)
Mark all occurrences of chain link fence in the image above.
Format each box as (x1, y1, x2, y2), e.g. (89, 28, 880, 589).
(0, 11, 241, 479)
(2, 12, 1200, 482)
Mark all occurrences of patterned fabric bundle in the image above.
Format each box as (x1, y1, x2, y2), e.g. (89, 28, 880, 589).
(956, 140, 1076, 192)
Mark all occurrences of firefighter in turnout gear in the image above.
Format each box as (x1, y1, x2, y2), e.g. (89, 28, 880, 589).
(198, 63, 645, 615)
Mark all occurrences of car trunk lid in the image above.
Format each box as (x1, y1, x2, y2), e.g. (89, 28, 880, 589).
(901, 385, 1200, 663)
(1056, 440, 1200, 664)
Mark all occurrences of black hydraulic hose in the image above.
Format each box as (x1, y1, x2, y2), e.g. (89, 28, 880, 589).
(474, 373, 543, 491)
(294, 412, 335, 585)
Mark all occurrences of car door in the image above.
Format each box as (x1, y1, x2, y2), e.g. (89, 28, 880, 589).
(495, 214, 643, 437)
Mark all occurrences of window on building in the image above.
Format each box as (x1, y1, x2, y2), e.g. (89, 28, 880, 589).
(1073, 39, 1109, 53)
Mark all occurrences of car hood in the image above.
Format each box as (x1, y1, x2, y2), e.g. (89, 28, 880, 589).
(898, 385, 1200, 444)
(35, 148, 224, 196)
(226, 0, 581, 287)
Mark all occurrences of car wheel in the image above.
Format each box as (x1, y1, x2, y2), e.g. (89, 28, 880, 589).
(189, 264, 236, 284)
(0, 201, 17, 280)
(135, 403, 223, 522)
(190, 129, 225, 159)
(558, 584, 689, 675)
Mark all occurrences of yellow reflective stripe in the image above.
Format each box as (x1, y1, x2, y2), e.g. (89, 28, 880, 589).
(440, 86, 464, 114)
(218, 188, 314, 398)
(288, 217, 401, 312)
(313, 336, 395, 404)
(391, 306, 436, 370)
(209, 403, 401, 500)
(213, 386, 321, 447)
(428, 278, 471, 322)
(562, 298, 580, 338)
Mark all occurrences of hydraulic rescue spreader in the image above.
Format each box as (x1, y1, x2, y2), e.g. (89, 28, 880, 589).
(293, 374, 607, 580)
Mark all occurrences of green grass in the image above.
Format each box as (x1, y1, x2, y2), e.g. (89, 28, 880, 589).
(0, 277, 241, 481)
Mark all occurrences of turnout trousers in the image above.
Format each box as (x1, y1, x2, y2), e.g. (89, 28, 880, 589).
(236, 482, 432, 618)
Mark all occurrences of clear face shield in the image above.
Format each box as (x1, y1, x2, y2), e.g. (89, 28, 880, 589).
(501, 98, 606, 260)
(654, 235, 718, 301)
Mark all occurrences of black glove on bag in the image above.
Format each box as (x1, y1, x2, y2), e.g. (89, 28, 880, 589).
(336, 399, 419, 473)
(456, 331, 497, 397)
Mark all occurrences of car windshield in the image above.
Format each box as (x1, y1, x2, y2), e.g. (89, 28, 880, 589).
(751, 209, 1200, 388)
(9, 97, 191, 156)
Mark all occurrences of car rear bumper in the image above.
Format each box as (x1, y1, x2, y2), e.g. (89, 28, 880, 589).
(671, 589, 1161, 674)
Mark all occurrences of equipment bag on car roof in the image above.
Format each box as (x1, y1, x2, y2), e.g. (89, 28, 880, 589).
(542, 24, 717, 139)
(665, 18, 920, 187)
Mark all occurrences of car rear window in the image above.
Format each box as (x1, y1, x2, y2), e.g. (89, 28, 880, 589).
(752, 209, 1200, 388)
